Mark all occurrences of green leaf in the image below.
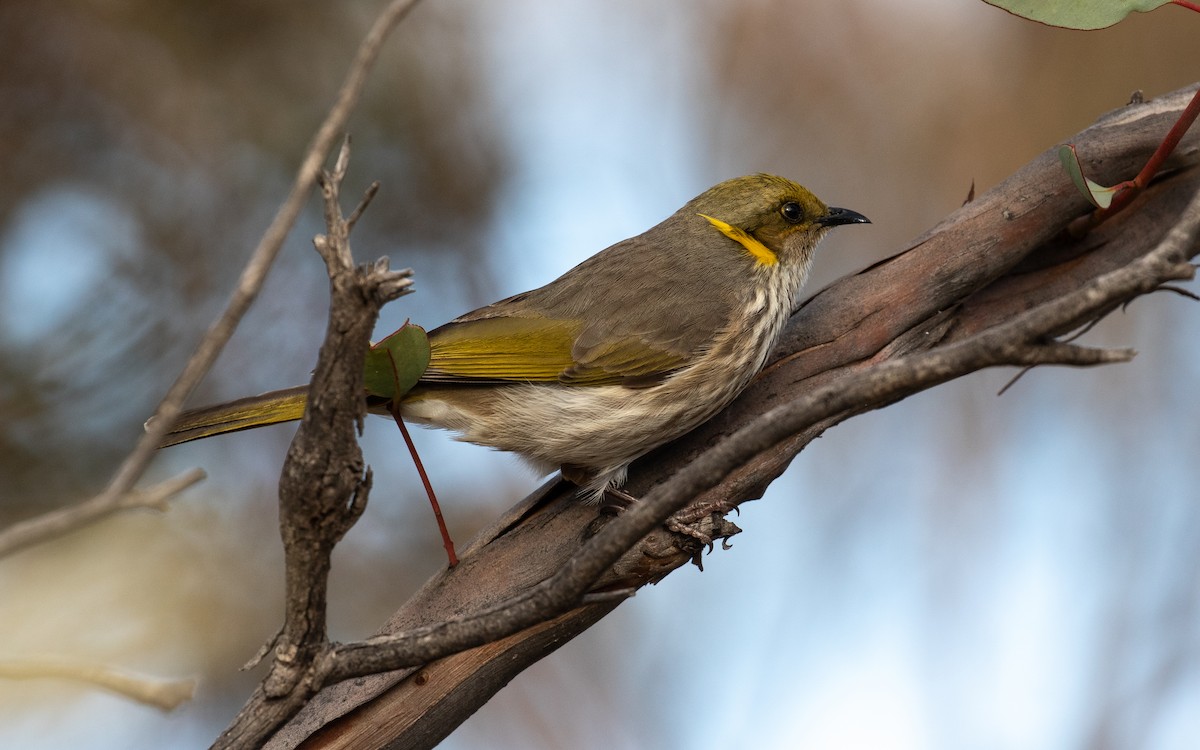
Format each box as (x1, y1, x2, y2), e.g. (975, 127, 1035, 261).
(1058, 144, 1120, 209)
(982, 0, 1173, 29)
(363, 322, 431, 401)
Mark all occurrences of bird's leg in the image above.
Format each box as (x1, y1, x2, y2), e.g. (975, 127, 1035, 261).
(599, 487, 638, 516)
(560, 464, 639, 513)
(389, 403, 458, 567)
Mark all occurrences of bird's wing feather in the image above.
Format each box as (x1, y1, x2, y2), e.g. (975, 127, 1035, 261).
(422, 312, 690, 387)
(562, 334, 690, 386)
(427, 309, 696, 388)
(421, 315, 581, 383)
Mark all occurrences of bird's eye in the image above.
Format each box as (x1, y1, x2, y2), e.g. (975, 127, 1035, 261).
(780, 201, 804, 224)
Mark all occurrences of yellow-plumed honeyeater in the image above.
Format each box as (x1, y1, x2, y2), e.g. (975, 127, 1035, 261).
(159, 174, 868, 500)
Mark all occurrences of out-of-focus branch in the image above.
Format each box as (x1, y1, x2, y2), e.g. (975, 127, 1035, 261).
(0, 656, 196, 711)
(0, 469, 205, 557)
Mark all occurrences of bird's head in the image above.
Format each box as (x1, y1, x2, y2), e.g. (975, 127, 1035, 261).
(687, 173, 869, 269)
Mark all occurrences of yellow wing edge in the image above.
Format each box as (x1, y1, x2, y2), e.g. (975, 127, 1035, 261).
(154, 386, 308, 448)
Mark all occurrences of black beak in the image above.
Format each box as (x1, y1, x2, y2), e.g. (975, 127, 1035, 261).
(817, 206, 870, 227)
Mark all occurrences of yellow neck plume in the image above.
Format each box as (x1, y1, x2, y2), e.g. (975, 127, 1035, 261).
(698, 213, 778, 266)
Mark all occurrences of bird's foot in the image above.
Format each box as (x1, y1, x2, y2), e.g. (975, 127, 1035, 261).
(666, 511, 742, 570)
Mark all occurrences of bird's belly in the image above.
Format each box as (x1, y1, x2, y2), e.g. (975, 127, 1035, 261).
(401, 378, 735, 474)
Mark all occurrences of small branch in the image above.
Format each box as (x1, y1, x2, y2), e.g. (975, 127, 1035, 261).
(271, 142, 391, 684)
(0, 468, 205, 558)
(346, 181, 381, 232)
(0, 656, 196, 711)
(114, 469, 208, 511)
(1154, 283, 1200, 303)
(216, 94, 416, 750)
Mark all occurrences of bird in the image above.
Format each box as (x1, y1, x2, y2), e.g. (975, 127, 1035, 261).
(160, 174, 868, 501)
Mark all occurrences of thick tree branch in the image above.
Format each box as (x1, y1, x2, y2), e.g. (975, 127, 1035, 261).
(261, 83, 1199, 750)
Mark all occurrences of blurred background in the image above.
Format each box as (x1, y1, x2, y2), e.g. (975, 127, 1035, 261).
(1, 1, 1197, 748)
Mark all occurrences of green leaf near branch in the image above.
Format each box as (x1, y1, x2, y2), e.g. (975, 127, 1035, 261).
(364, 322, 430, 401)
(1059, 144, 1121, 209)
(983, 0, 1174, 29)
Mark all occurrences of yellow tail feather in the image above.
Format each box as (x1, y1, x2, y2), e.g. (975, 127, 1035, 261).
(156, 386, 309, 448)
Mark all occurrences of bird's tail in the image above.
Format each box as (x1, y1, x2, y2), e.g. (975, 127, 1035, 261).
(154, 386, 309, 448)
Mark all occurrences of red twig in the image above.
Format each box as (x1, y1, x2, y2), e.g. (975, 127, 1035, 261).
(1133, 87, 1200, 188)
(389, 404, 458, 567)
(1106, 88, 1200, 213)
(1172, 1, 1200, 14)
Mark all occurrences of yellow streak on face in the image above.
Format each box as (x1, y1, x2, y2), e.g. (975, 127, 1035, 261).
(697, 213, 778, 267)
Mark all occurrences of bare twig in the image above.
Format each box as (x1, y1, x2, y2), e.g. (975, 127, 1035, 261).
(214, 122, 414, 750)
(0, 468, 205, 558)
(0, 656, 196, 711)
(346, 180, 381, 232)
